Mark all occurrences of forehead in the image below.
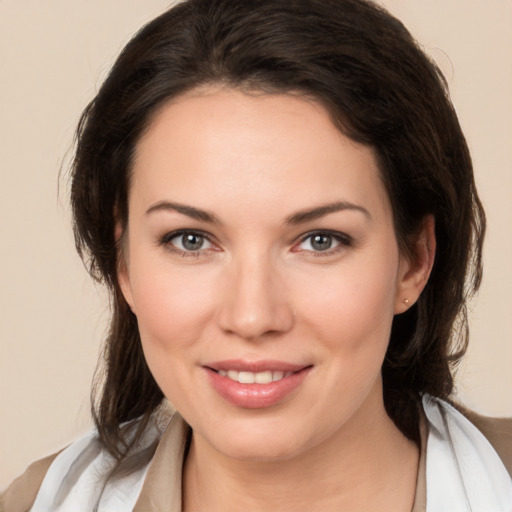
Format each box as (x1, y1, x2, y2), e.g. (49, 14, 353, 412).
(131, 87, 391, 220)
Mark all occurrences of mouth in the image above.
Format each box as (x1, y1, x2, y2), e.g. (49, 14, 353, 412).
(204, 360, 312, 408)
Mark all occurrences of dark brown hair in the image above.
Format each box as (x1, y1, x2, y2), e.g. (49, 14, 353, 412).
(70, 0, 485, 458)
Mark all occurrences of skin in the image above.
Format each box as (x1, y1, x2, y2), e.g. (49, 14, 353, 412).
(118, 87, 435, 511)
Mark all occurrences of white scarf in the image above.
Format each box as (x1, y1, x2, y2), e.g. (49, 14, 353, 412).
(424, 396, 512, 511)
(30, 395, 512, 511)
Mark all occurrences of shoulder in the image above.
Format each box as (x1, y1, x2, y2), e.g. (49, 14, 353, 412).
(421, 395, 512, 509)
(459, 407, 512, 477)
(0, 428, 105, 512)
(1, 451, 62, 512)
(423, 395, 512, 476)
(1, 406, 175, 512)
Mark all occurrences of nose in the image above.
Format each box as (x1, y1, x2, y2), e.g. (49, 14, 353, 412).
(217, 253, 294, 341)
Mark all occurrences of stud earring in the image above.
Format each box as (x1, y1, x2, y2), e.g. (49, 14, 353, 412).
(403, 298, 410, 305)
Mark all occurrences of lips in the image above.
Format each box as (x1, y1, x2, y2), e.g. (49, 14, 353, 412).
(204, 360, 312, 408)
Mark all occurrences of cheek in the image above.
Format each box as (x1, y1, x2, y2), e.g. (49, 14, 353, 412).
(290, 252, 399, 422)
(128, 259, 221, 406)
(294, 250, 399, 350)
(129, 255, 218, 353)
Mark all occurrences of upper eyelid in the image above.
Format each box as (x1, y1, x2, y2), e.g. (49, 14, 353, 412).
(297, 229, 352, 243)
(292, 230, 354, 254)
(160, 229, 218, 251)
(162, 229, 214, 241)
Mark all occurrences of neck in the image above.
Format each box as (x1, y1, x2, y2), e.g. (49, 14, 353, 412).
(183, 392, 419, 512)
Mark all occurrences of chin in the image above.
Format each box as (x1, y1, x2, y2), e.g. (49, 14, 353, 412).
(220, 436, 305, 463)
(197, 413, 316, 463)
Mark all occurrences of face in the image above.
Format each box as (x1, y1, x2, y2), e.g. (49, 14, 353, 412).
(119, 88, 422, 462)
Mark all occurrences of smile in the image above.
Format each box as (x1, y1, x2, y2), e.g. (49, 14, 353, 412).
(205, 361, 312, 408)
(217, 370, 294, 384)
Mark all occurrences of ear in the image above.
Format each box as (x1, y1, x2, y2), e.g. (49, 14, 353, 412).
(394, 215, 436, 314)
(115, 218, 136, 314)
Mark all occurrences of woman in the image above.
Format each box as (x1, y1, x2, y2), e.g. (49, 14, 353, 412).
(2, 0, 511, 510)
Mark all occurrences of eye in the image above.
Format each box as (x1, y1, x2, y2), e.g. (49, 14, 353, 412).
(295, 231, 352, 254)
(161, 231, 214, 253)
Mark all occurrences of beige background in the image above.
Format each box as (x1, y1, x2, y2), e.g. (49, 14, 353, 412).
(1, 0, 511, 489)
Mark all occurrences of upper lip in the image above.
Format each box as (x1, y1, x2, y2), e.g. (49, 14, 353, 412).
(204, 359, 309, 373)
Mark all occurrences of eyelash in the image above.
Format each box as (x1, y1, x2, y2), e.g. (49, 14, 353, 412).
(294, 230, 354, 257)
(159, 230, 216, 257)
(158, 229, 354, 257)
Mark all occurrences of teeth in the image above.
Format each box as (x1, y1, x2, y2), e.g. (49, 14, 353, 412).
(272, 371, 284, 381)
(238, 371, 255, 384)
(217, 370, 293, 383)
(255, 371, 273, 384)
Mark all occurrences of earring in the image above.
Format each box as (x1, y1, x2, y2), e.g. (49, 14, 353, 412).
(403, 298, 410, 306)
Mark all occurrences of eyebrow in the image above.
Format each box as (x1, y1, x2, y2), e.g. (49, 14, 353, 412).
(145, 199, 371, 225)
(285, 201, 371, 224)
(145, 201, 221, 224)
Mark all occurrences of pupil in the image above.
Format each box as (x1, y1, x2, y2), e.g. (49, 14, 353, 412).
(311, 234, 332, 251)
(182, 233, 203, 251)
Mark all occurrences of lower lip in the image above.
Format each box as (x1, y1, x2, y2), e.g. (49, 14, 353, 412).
(205, 367, 312, 409)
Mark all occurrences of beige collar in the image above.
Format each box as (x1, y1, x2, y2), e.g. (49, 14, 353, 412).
(133, 413, 188, 511)
(411, 411, 428, 512)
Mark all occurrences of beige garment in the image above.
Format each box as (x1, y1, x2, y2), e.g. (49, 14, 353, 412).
(2, 411, 511, 512)
(1, 452, 63, 512)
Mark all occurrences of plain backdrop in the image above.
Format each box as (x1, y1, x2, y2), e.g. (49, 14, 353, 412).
(1, 0, 511, 489)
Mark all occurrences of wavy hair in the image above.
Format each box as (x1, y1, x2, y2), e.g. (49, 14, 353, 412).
(70, 0, 485, 458)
